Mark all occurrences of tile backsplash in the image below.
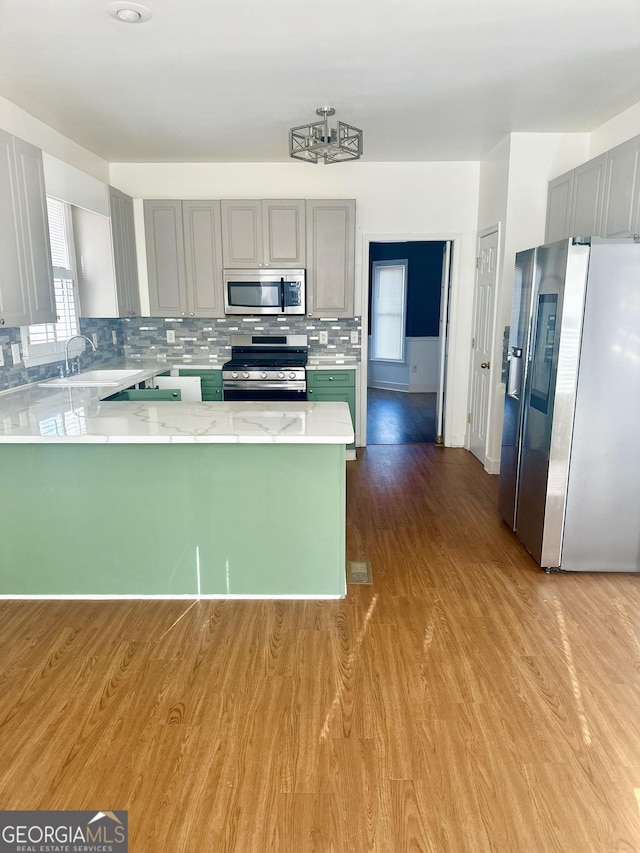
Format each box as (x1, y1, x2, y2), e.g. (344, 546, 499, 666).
(0, 319, 124, 392)
(122, 315, 362, 364)
(0, 315, 361, 391)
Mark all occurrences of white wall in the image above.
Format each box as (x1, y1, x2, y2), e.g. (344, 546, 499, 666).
(43, 154, 109, 216)
(589, 100, 640, 158)
(477, 132, 590, 472)
(368, 337, 439, 393)
(0, 95, 109, 184)
(111, 161, 481, 447)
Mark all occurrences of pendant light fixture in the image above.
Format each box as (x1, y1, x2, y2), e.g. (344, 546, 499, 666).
(289, 107, 363, 164)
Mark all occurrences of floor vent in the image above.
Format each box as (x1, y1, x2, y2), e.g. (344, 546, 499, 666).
(347, 561, 373, 584)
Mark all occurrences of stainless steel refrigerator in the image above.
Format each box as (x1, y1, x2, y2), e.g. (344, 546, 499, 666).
(498, 237, 640, 572)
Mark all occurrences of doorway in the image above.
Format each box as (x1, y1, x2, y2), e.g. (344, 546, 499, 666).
(366, 240, 451, 445)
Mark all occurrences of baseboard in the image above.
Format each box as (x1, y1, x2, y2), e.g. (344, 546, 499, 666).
(368, 381, 409, 392)
(484, 453, 501, 475)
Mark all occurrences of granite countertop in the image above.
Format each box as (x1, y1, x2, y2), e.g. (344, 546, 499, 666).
(0, 365, 354, 445)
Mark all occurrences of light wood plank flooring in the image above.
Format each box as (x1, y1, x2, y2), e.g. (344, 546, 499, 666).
(1, 445, 640, 851)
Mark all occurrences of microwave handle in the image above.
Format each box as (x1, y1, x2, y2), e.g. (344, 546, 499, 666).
(281, 277, 286, 311)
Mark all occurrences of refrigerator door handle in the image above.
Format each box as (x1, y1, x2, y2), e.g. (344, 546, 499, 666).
(506, 347, 523, 398)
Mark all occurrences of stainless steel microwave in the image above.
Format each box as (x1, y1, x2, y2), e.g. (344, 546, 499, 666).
(223, 269, 306, 315)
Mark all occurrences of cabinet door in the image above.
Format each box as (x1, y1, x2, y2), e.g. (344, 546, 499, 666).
(0, 130, 30, 327)
(545, 171, 573, 243)
(221, 200, 263, 266)
(262, 200, 305, 266)
(569, 154, 606, 238)
(182, 201, 224, 317)
(306, 200, 356, 317)
(306, 386, 355, 449)
(73, 205, 118, 317)
(144, 200, 187, 316)
(12, 136, 55, 324)
(109, 186, 140, 317)
(179, 368, 222, 400)
(602, 136, 640, 238)
(307, 370, 355, 389)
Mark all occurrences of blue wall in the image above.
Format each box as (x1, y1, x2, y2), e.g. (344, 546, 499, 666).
(369, 241, 445, 337)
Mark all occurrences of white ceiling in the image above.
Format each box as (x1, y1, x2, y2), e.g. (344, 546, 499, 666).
(1, 0, 639, 164)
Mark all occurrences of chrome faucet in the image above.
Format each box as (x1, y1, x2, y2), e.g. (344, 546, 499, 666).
(64, 334, 97, 375)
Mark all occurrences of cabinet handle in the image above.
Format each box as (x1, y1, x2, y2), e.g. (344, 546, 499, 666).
(0, 318, 4, 325)
(308, 390, 313, 394)
(329, 376, 333, 380)
(190, 312, 194, 316)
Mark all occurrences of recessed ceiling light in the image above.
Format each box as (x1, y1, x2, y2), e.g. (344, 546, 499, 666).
(106, 2, 152, 24)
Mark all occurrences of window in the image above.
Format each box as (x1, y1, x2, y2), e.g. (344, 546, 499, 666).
(21, 197, 79, 365)
(370, 259, 408, 362)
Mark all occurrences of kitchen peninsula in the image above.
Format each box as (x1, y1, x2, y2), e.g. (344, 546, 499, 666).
(0, 377, 353, 599)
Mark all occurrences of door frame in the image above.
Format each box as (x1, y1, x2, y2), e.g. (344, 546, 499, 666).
(358, 232, 462, 447)
(466, 224, 502, 471)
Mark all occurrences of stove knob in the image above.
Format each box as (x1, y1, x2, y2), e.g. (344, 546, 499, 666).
(242, 371, 249, 379)
(231, 371, 238, 379)
(261, 372, 268, 379)
(289, 372, 296, 380)
(278, 372, 285, 379)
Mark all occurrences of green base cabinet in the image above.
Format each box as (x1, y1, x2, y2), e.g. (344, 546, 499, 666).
(178, 368, 222, 401)
(0, 442, 346, 598)
(106, 388, 182, 401)
(307, 370, 356, 449)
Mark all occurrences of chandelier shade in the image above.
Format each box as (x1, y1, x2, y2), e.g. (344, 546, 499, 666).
(289, 107, 363, 164)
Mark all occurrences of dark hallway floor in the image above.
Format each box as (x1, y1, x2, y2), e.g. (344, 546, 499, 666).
(366, 387, 437, 444)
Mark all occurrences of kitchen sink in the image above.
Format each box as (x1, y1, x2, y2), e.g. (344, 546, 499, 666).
(39, 369, 146, 388)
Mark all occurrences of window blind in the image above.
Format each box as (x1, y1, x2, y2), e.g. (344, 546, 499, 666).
(27, 198, 79, 350)
(371, 261, 408, 362)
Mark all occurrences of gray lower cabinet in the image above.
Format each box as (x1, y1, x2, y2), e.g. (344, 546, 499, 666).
(0, 130, 55, 327)
(306, 200, 356, 317)
(144, 200, 224, 318)
(221, 199, 306, 268)
(109, 186, 141, 317)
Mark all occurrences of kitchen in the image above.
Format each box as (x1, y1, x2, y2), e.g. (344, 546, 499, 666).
(1, 1, 640, 849)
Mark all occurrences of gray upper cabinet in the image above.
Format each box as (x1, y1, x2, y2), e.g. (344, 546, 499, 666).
(546, 132, 640, 243)
(145, 200, 186, 316)
(144, 200, 223, 318)
(182, 201, 224, 317)
(262, 200, 306, 266)
(221, 199, 305, 268)
(0, 130, 30, 327)
(601, 136, 640, 238)
(109, 186, 141, 317)
(0, 131, 55, 327)
(545, 170, 573, 243)
(306, 200, 356, 318)
(568, 154, 606, 238)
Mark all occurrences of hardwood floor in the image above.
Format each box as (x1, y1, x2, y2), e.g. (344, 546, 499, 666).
(2, 445, 640, 851)
(367, 388, 437, 444)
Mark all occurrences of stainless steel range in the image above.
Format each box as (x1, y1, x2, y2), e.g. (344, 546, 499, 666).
(222, 334, 308, 402)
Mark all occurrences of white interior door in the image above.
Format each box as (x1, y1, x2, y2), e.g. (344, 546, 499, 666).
(435, 241, 452, 444)
(467, 228, 499, 464)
